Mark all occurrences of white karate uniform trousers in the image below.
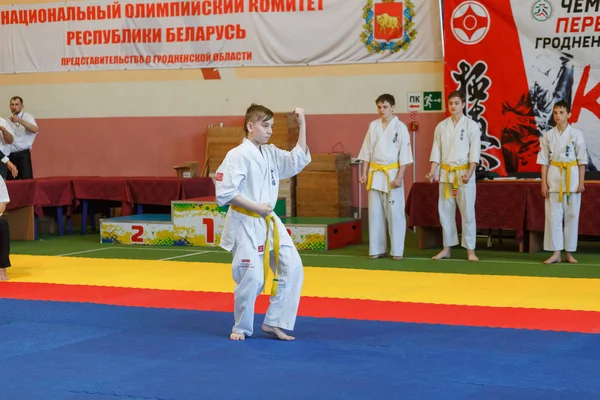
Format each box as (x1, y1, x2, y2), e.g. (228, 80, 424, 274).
(231, 242, 304, 337)
(368, 186, 407, 257)
(438, 182, 477, 250)
(544, 192, 581, 252)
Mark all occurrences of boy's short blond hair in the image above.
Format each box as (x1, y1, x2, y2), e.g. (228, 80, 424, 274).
(244, 104, 274, 135)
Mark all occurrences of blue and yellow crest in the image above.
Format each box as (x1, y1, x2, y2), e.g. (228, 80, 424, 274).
(361, 0, 417, 53)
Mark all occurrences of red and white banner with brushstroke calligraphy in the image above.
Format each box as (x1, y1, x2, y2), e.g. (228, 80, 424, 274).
(444, 0, 600, 175)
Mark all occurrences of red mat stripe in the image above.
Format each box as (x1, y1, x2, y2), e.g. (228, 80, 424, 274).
(2, 282, 599, 333)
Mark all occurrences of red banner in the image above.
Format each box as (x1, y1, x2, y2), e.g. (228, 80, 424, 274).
(443, 0, 600, 176)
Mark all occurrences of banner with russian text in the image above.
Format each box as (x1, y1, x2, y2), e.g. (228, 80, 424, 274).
(444, 0, 600, 175)
(0, 0, 441, 73)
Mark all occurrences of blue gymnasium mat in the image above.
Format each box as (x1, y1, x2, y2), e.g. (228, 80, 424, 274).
(1, 299, 599, 400)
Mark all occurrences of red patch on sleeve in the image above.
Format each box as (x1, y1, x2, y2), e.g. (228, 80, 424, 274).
(258, 245, 264, 253)
(215, 172, 223, 181)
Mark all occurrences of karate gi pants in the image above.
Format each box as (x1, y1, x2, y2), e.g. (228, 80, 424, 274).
(544, 192, 581, 252)
(368, 186, 406, 257)
(230, 242, 303, 337)
(0, 217, 10, 268)
(438, 182, 477, 250)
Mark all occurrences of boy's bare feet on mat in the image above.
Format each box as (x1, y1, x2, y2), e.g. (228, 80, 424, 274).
(565, 252, 578, 264)
(262, 324, 295, 341)
(369, 253, 386, 259)
(432, 248, 450, 260)
(230, 332, 245, 341)
(467, 250, 479, 262)
(543, 252, 561, 264)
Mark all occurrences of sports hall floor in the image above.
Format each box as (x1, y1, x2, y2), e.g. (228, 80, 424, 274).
(1, 231, 600, 399)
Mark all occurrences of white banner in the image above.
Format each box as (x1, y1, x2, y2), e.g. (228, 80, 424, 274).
(0, 0, 442, 73)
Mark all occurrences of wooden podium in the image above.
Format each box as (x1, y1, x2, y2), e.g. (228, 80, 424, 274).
(4, 205, 35, 241)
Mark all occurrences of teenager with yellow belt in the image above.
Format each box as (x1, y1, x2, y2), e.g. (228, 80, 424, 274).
(215, 104, 311, 342)
(537, 100, 588, 265)
(358, 94, 413, 260)
(426, 91, 481, 262)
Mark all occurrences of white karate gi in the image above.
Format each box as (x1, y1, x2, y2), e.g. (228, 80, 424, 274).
(429, 116, 481, 250)
(536, 125, 587, 252)
(216, 138, 311, 337)
(358, 116, 413, 257)
(0, 175, 9, 210)
(0, 118, 14, 165)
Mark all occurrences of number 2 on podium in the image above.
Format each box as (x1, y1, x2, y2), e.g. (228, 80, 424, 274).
(132, 225, 144, 243)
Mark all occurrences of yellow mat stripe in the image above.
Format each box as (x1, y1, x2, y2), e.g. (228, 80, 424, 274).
(7, 255, 600, 312)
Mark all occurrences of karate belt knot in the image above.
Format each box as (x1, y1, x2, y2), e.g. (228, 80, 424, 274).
(230, 205, 280, 296)
(367, 162, 400, 192)
(440, 163, 470, 199)
(550, 160, 578, 203)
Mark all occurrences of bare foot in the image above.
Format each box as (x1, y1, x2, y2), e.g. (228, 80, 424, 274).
(392, 256, 403, 260)
(543, 252, 561, 264)
(564, 252, 578, 264)
(369, 253, 387, 259)
(230, 332, 245, 341)
(467, 250, 479, 262)
(262, 324, 295, 341)
(0, 268, 8, 281)
(432, 248, 451, 260)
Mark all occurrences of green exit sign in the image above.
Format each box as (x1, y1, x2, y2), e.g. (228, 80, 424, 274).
(423, 91, 443, 111)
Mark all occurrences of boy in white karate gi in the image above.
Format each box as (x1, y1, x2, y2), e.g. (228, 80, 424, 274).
(426, 91, 481, 262)
(215, 104, 311, 341)
(0, 175, 11, 281)
(358, 94, 413, 259)
(537, 100, 587, 264)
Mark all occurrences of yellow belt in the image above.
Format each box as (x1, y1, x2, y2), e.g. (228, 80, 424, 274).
(440, 163, 470, 199)
(550, 160, 578, 203)
(367, 162, 400, 192)
(230, 205, 279, 296)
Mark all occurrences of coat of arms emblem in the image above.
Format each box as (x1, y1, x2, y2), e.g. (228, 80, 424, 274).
(361, 0, 417, 53)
